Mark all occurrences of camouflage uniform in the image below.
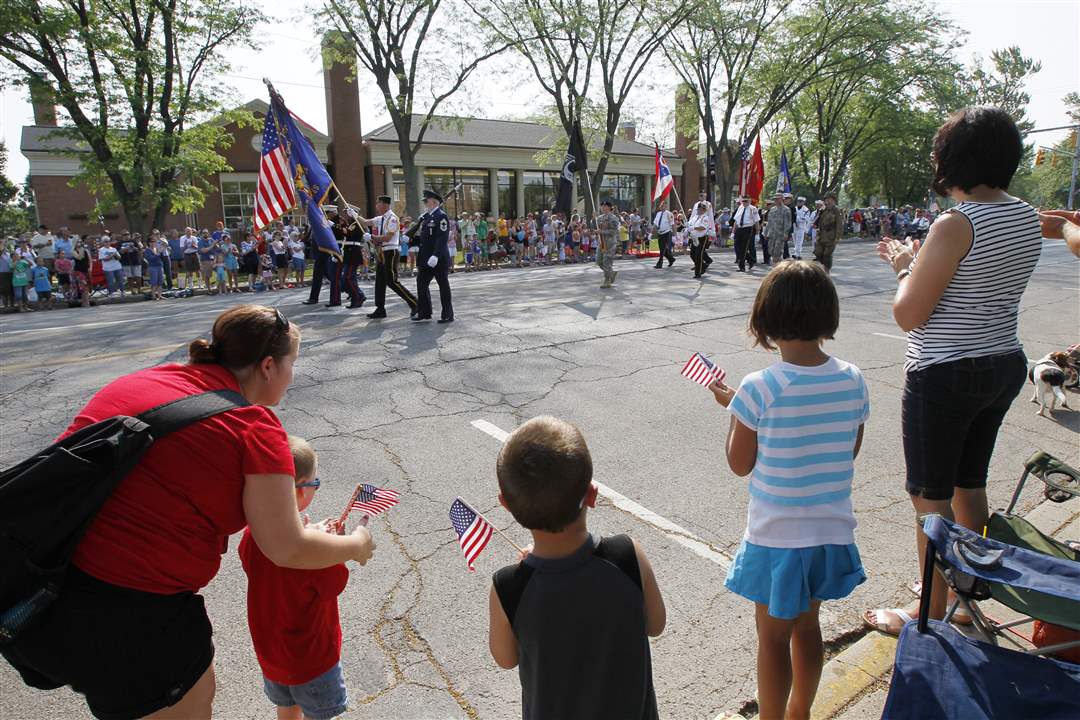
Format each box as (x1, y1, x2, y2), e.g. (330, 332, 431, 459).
(596, 210, 620, 288)
(813, 204, 844, 271)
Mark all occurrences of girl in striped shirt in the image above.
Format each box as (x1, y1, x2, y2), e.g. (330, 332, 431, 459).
(710, 260, 868, 720)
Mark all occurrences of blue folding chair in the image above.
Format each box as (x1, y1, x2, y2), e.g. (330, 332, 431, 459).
(881, 515, 1080, 720)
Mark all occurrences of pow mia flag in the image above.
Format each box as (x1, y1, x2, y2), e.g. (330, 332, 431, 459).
(554, 122, 581, 216)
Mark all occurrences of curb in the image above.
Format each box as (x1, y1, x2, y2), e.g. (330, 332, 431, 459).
(808, 632, 896, 720)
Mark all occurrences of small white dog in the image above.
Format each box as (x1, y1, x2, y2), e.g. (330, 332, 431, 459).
(1029, 352, 1071, 417)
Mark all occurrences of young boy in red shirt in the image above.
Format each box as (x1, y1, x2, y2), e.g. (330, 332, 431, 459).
(239, 436, 350, 720)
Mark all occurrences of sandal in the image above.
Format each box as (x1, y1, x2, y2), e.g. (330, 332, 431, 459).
(863, 608, 914, 637)
(906, 580, 974, 625)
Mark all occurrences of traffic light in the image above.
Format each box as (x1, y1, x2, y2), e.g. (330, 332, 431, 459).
(1035, 148, 1045, 166)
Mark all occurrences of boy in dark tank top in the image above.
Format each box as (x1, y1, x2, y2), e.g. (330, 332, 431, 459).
(487, 416, 667, 720)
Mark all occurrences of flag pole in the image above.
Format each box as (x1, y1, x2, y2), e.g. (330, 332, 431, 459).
(336, 483, 363, 531)
(457, 497, 524, 554)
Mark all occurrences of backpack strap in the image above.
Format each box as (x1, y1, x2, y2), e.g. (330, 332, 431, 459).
(492, 562, 536, 627)
(136, 389, 249, 440)
(594, 534, 642, 591)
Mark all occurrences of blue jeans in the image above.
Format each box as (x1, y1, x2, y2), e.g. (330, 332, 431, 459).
(105, 269, 125, 293)
(262, 663, 347, 720)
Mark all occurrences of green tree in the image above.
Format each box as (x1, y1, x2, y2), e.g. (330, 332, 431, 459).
(466, 0, 697, 220)
(0, 141, 37, 237)
(0, 0, 263, 235)
(764, 0, 956, 198)
(316, 2, 510, 218)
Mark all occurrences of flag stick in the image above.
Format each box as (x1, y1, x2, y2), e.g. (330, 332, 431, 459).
(457, 497, 524, 554)
(337, 483, 362, 530)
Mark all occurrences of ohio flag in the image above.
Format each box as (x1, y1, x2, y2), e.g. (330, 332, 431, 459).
(653, 145, 673, 202)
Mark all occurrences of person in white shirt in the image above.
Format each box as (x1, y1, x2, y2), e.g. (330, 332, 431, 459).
(352, 194, 418, 319)
(687, 201, 715, 278)
(731, 195, 761, 271)
(179, 227, 200, 289)
(31, 225, 55, 272)
(792, 197, 813, 260)
(97, 238, 125, 296)
(652, 201, 676, 268)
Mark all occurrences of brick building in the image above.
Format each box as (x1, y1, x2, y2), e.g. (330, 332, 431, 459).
(20, 42, 701, 236)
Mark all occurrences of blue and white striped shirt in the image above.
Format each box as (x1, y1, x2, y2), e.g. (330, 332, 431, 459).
(729, 357, 869, 548)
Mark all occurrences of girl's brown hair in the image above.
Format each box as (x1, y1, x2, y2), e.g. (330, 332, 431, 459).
(749, 260, 839, 351)
(189, 304, 298, 370)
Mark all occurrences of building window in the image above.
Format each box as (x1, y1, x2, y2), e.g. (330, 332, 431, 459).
(221, 179, 303, 236)
(523, 171, 561, 215)
(598, 173, 644, 213)
(220, 180, 256, 235)
(497, 171, 516, 218)
(392, 168, 492, 219)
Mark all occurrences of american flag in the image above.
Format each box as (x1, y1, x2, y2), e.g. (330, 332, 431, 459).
(681, 352, 726, 388)
(253, 111, 296, 232)
(350, 484, 400, 516)
(449, 498, 493, 572)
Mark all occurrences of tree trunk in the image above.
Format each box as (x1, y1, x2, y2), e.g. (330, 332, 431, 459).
(399, 143, 419, 220)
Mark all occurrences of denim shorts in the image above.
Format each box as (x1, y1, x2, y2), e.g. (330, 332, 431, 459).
(263, 663, 347, 720)
(902, 350, 1027, 500)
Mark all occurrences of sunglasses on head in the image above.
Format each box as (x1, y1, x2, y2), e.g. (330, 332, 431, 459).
(257, 308, 291, 362)
(295, 477, 320, 490)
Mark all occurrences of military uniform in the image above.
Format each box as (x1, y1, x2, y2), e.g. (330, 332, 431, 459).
(814, 202, 844, 271)
(415, 190, 454, 322)
(304, 222, 341, 307)
(339, 218, 367, 309)
(367, 196, 418, 319)
(596, 206, 620, 288)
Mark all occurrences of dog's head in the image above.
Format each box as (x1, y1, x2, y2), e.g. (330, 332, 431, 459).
(1047, 351, 1070, 368)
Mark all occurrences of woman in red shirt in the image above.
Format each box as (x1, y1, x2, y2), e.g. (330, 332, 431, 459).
(1, 304, 376, 720)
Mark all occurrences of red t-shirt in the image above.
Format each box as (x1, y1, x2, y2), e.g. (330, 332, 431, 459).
(66, 363, 294, 594)
(238, 529, 349, 684)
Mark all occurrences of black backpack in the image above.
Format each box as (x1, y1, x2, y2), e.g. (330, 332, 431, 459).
(0, 389, 247, 644)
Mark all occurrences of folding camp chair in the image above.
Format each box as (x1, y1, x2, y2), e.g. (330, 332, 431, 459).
(1006, 450, 1080, 512)
(881, 515, 1080, 720)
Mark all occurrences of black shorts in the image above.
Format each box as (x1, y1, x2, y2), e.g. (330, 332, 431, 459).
(901, 350, 1027, 501)
(1, 568, 214, 720)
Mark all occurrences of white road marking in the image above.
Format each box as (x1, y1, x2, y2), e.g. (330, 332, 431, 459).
(872, 332, 907, 341)
(470, 418, 732, 570)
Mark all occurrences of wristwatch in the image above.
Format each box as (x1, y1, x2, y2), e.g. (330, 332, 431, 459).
(896, 269, 911, 281)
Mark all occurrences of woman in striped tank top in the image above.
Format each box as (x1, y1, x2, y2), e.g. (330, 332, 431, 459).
(867, 107, 1041, 636)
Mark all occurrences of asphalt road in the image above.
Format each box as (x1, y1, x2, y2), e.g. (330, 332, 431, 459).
(1, 239, 1078, 719)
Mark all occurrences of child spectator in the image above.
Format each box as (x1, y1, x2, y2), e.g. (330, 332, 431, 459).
(32, 257, 54, 310)
(488, 416, 666, 720)
(213, 244, 228, 294)
(11, 250, 32, 311)
(239, 436, 352, 720)
(54, 250, 73, 301)
(144, 242, 164, 300)
(288, 234, 306, 288)
(223, 235, 240, 292)
(447, 218, 458, 273)
(707, 260, 868, 720)
(260, 252, 276, 291)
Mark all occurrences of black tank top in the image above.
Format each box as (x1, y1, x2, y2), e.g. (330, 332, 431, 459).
(493, 534, 659, 720)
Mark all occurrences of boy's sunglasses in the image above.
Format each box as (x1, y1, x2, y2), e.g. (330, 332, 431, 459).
(295, 477, 320, 490)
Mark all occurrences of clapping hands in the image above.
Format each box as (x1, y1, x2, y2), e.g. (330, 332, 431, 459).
(877, 235, 919, 273)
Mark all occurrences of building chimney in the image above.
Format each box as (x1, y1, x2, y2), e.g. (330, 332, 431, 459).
(321, 32, 368, 212)
(618, 120, 637, 142)
(674, 83, 700, 202)
(29, 74, 58, 126)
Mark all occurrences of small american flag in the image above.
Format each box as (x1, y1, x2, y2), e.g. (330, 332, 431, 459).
(253, 111, 296, 232)
(449, 498, 493, 572)
(681, 352, 726, 388)
(350, 484, 400, 516)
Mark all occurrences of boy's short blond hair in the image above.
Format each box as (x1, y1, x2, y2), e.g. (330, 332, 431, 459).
(496, 416, 592, 532)
(288, 435, 317, 481)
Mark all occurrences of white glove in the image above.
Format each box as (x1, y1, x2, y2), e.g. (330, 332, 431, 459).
(363, 232, 372, 243)
(346, 207, 358, 220)
(427, 255, 438, 269)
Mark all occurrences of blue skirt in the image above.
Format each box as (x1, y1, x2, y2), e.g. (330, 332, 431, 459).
(725, 540, 866, 619)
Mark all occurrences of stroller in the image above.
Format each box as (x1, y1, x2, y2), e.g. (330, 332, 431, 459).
(882, 451, 1080, 719)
